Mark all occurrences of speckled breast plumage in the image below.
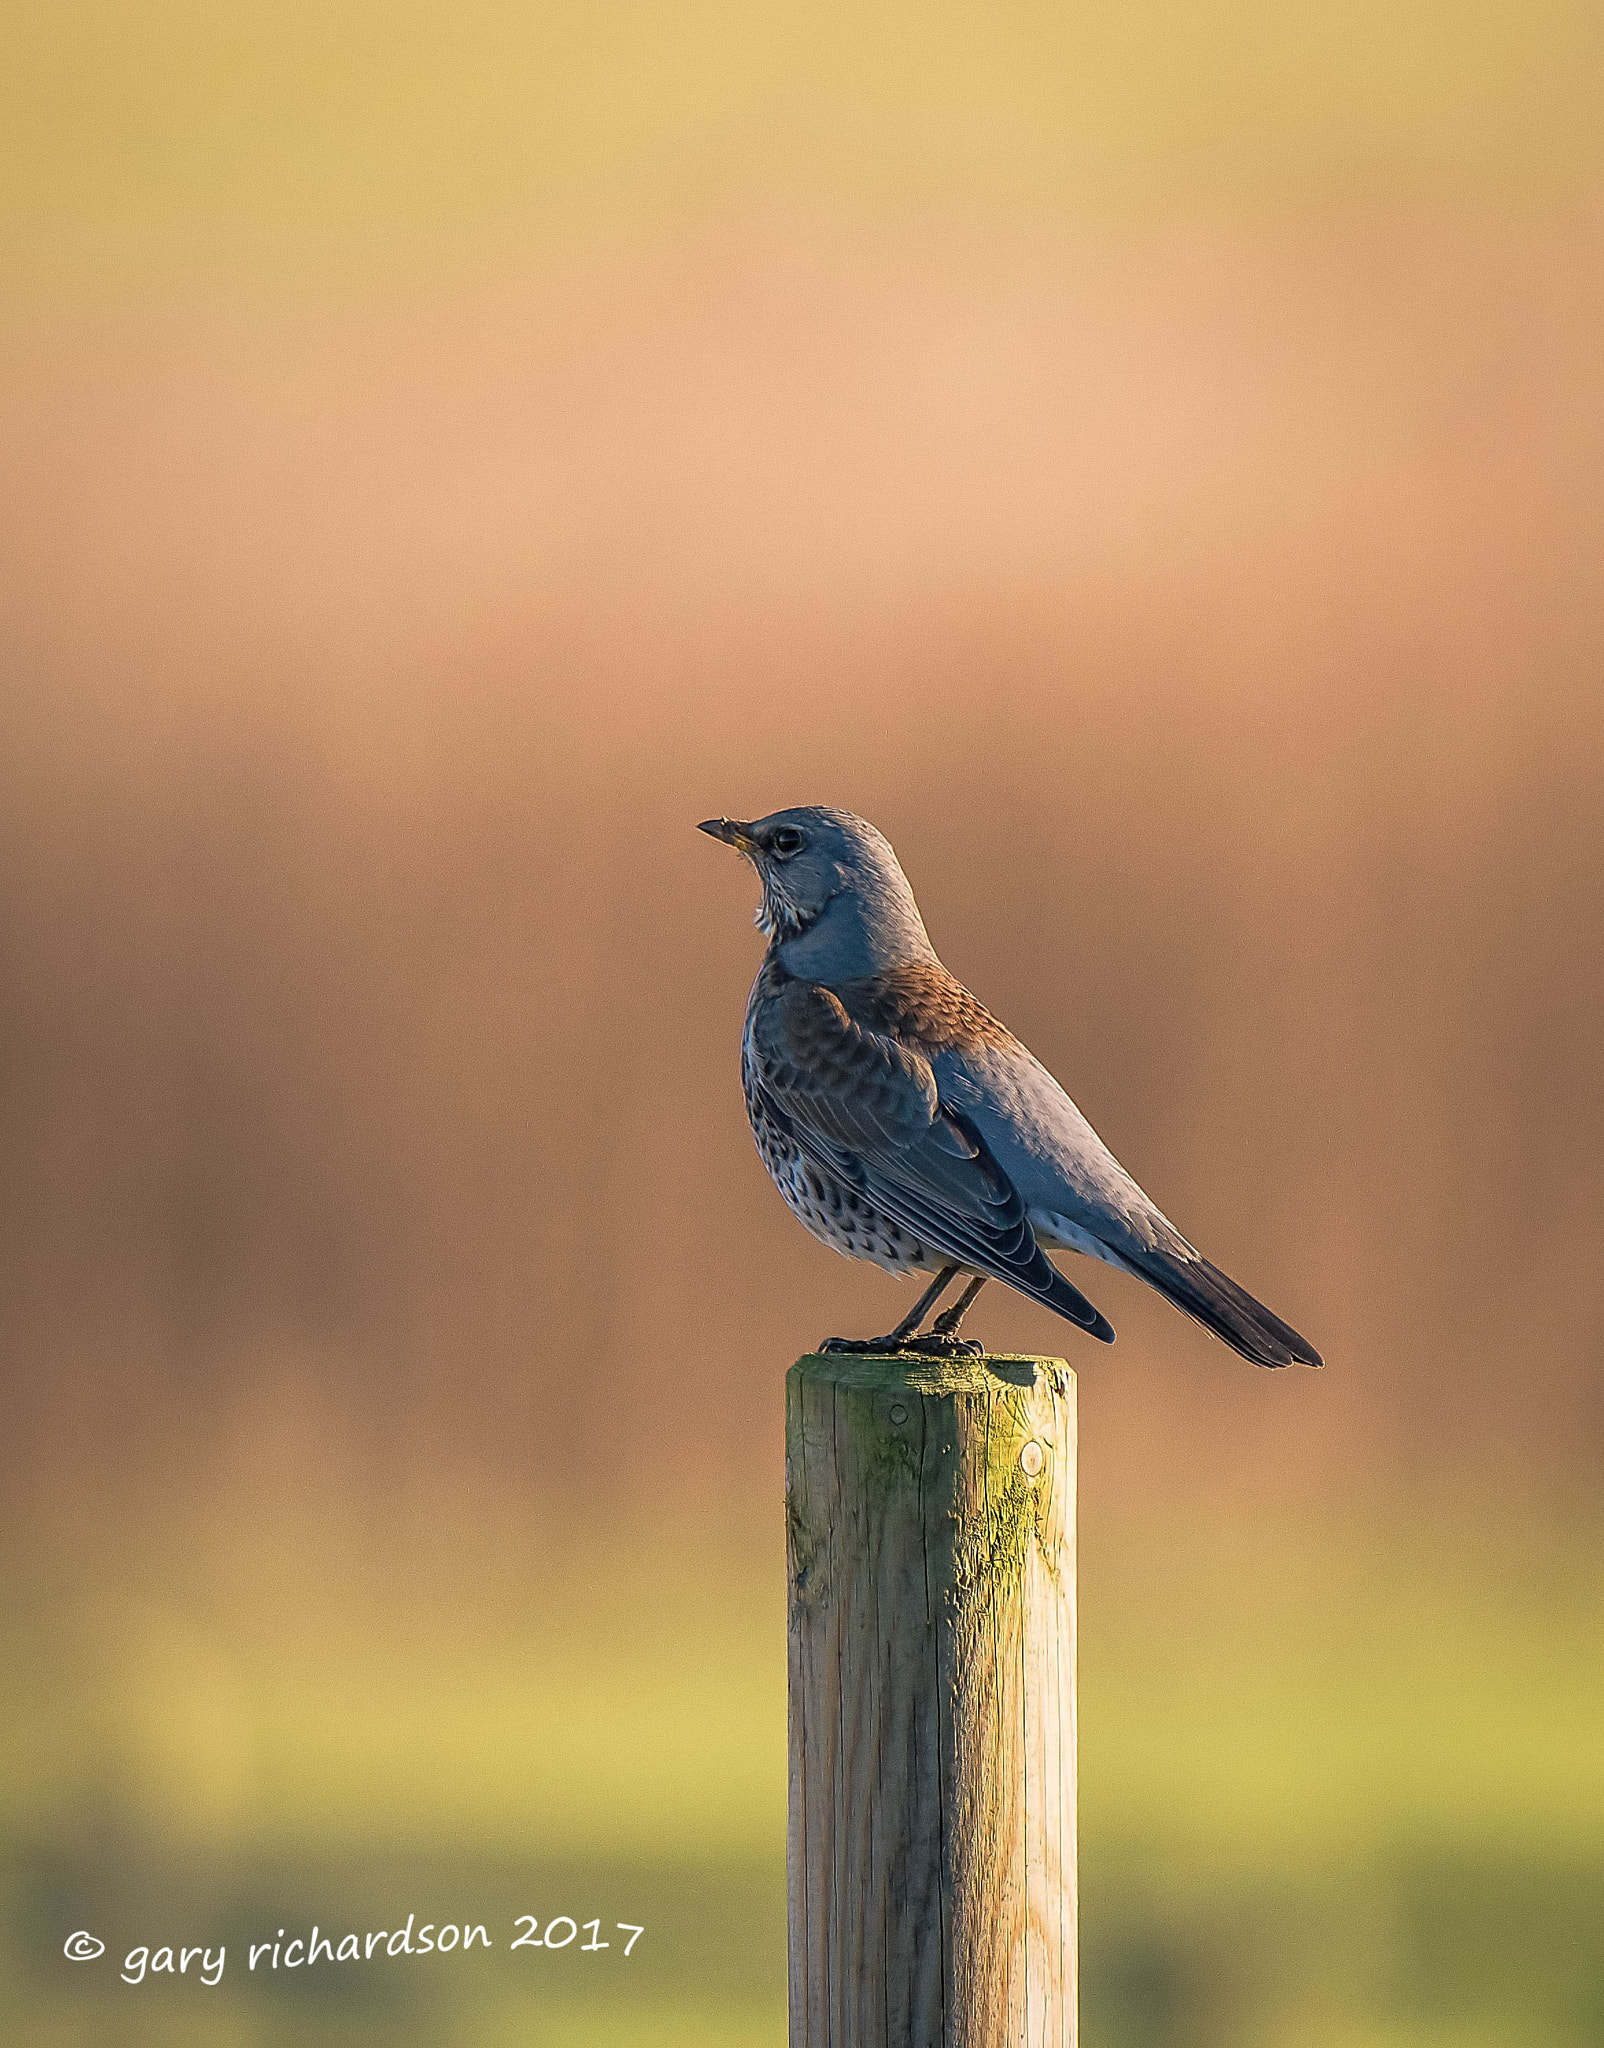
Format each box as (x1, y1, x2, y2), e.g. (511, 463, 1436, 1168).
(742, 992, 934, 1279)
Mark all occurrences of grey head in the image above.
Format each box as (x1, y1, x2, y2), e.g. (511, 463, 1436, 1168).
(698, 806, 936, 982)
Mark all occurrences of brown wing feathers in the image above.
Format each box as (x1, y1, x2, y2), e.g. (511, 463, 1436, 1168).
(752, 972, 1115, 1339)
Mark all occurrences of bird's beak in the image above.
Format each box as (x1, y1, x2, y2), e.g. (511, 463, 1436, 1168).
(698, 817, 760, 854)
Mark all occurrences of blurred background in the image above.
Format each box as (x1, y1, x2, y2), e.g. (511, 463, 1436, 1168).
(2, 4, 1602, 2043)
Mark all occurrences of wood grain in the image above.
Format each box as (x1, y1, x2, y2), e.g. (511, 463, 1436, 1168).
(786, 1352, 1076, 2048)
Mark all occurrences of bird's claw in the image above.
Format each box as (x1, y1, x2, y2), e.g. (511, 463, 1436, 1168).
(818, 1333, 984, 1358)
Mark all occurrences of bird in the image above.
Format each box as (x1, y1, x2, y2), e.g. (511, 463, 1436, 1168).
(698, 806, 1321, 1367)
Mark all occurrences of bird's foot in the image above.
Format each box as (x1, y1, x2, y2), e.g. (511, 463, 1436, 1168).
(897, 1332, 984, 1358)
(817, 1332, 984, 1358)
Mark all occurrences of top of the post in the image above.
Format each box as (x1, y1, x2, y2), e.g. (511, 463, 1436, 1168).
(790, 1352, 1073, 1399)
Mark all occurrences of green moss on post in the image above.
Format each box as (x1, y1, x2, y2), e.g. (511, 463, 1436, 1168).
(786, 1352, 1077, 2048)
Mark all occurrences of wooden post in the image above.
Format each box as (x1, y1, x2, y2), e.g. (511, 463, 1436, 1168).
(786, 1350, 1077, 2048)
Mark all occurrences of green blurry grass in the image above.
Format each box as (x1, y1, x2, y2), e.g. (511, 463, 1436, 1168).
(2, 0, 1603, 268)
(1086, 1510, 1604, 1862)
(4, 1502, 1603, 2043)
(1078, 1509, 1604, 2046)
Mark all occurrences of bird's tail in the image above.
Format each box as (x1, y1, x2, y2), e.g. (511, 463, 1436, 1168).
(1121, 1238, 1323, 1369)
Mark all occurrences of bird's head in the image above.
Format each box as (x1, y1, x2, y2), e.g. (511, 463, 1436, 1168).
(698, 806, 935, 980)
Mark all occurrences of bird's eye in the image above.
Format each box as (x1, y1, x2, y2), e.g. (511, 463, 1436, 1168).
(769, 826, 805, 859)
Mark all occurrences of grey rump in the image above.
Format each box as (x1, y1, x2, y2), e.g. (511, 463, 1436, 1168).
(699, 806, 1321, 1367)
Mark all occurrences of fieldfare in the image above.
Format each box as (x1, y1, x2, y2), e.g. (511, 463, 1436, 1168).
(699, 806, 1321, 1365)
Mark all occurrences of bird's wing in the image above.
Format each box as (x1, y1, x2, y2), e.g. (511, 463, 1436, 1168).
(750, 980, 1114, 1339)
(934, 1040, 1321, 1367)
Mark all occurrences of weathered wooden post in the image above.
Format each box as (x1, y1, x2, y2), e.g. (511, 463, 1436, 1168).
(786, 1350, 1076, 2048)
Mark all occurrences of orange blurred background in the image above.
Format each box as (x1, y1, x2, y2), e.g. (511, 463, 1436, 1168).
(2, 6, 1602, 2044)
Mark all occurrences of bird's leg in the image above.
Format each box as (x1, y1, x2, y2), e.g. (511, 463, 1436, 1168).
(819, 1265, 959, 1354)
(892, 1274, 987, 1356)
(928, 1275, 987, 1340)
(886, 1265, 963, 1342)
